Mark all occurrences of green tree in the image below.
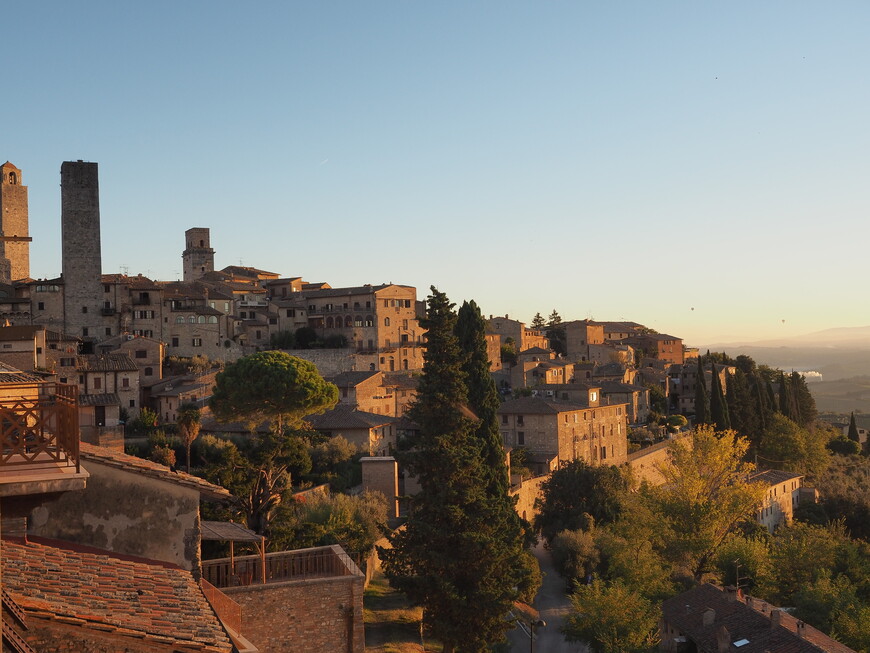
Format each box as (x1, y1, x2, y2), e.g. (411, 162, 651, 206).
(203, 430, 312, 534)
(209, 351, 338, 433)
(381, 288, 529, 653)
(694, 358, 710, 425)
(848, 412, 860, 442)
(563, 580, 659, 653)
(757, 413, 831, 476)
(551, 528, 599, 587)
(500, 337, 517, 366)
(645, 382, 668, 416)
(531, 312, 546, 329)
(647, 426, 767, 580)
(294, 326, 318, 349)
(535, 460, 628, 544)
(709, 364, 731, 431)
(790, 371, 818, 427)
(176, 402, 202, 473)
(711, 534, 771, 592)
(545, 309, 566, 356)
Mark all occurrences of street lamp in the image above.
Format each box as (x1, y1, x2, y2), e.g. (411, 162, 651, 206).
(530, 619, 546, 653)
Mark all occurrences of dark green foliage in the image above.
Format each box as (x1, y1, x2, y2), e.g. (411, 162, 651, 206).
(294, 326, 318, 348)
(531, 312, 546, 329)
(709, 364, 731, 431)
(323, 333, 348, 348)
(546, 309, 566, 355)
(829, 436, 861, 456)
(269, 330, 295, 349)
(645, 382, 667, 416)
(381, 288, 536, 652)
(202, 429, 313, 534)
(694, 357, 710, 425)
(806, 454, 870, 541)
(209, 351, 338, 432)
(726, 369, 758, 439)
(500, 337, 517, 365)
(790, 371, 818, 427)
(848, 412, 860, 442)
(535, 460, 628, 544)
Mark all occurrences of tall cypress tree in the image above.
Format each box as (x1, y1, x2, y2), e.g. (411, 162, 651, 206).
(848, 412, 860, 443)
(694, 357, 710, 426)
(710, 364, 731, 431)
(726, 369, 755, 438)
(790, 371, 818, 427)
(381, 288, 528, 653)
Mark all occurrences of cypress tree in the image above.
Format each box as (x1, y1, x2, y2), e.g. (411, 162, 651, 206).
(710, 364, 731, 431)
(694, 357, 710, 426)
(726, 368, 756, 438)
(790, 371, 818, 427)
(848, 412, 860, 443)
(381, 288, 528, 652)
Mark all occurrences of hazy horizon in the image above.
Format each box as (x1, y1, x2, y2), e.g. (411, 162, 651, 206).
(6, 2, 870, 345)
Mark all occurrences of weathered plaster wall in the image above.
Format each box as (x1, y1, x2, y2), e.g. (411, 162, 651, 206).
(28, 461, 201, 572)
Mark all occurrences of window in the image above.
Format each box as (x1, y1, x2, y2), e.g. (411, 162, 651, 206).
(384, 317, 390, 327)
(198, 315, 205, 323)
(188, 316, 195, 323)
(60, 377, 67, 384)
(144, 367, 153, 376)
(105, 328, 111, 336)
(122, 377, 129, 388)
(60, 358, 74, 367)
(37, 301, 44, 311)
(176, 316, 185, 324)
(82, 328, 88, 337)
(208, 316, 218, 324)
(93, 377, 102, 390)
(517, 431, 525, 446)
(269, 318, 277, 325)
(517, 415, 524, 426)
(502, 414, 508, 424)
(240, 311, 247, 319)
(192, 338, 202, 347)
(286, 309, 295, 317)
(255, 330, 262, 339)
(1, 344, 10, 349)
(354, 316, 363, 327)
(129, 399, 136, 408)
(135, 350, 147, 359)
(171, 337, 179, 347)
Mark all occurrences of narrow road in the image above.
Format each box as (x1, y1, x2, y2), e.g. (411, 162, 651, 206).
(507, 541, 587, 653)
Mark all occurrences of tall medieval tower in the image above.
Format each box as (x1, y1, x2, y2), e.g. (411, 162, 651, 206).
(0, 162, 31, 283)
(182, 227, 215, 281)
(61, 160, 104, 341)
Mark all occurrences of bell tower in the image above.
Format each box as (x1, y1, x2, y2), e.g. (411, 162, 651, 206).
(182, 227, 215, 281)
(0, 161, 32, 283)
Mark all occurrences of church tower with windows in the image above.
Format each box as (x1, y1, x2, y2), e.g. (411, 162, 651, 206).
(0, 161, 31, 284)
(182, 227, 215, 282)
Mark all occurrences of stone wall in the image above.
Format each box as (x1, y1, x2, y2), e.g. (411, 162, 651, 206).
(627, 436, 689, 486)
(510, 474, 547, 524)
(27, 461, 201, 572)
(225, 572, 365, 653)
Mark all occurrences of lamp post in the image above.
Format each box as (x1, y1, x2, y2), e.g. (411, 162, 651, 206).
(530, 619, 546, 653)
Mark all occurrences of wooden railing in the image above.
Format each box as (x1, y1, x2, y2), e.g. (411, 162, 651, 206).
(0, 383, 79, 473)
(200, 578, 242, 635)
(202, 545, 361, 589)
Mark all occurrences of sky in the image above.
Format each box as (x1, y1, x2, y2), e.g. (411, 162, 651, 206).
(4, 2, 870, 347)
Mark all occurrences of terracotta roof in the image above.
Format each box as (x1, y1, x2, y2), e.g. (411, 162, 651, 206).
(382, 371, 419, 390)
(301, 283, 413, 299)
(79, 442, 231, 500)
(308, 405, 395, 430)
(661, 584, 855, 653)
(1, 538, 232, 652)
(0, 325, 44, 341)
(0, 361, 43, 383)
(497, 396, 587, 415)
(76, 354, 138, 373)
(750, 469, 804, 486)
(329, 371, 381, 387)
(79, 393, 120, 407)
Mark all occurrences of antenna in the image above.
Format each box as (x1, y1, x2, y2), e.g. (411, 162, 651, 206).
(120, 265, 129, 276)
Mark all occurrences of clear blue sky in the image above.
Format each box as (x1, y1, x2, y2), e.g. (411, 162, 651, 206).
(5, 2, 869, 346)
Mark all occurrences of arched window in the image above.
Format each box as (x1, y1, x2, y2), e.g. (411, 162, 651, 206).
(344, 315, 352, 327)
(208, 316, 218, 324)
(354, 315, 363, 327)
(403, 359, 408, 370)
(175, 316, 185, 324)
(365, 315, 374, 327)
(8, 172, 17, 185)
(326, 317, 334, 329)
(198, 316, 205, 323)
(384, 317, 390, 327)
(188, 315, 196, 323)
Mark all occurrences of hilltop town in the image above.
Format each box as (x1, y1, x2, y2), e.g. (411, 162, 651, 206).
(1, 160, 867, 653)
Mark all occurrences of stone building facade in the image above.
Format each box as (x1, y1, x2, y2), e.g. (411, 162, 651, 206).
(0, 161, 30, 283)
(182, 227, 215, 281)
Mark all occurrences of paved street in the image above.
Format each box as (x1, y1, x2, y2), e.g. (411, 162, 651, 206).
(507, 541, 587, 653)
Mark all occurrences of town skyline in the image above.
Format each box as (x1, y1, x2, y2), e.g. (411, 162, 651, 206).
(7, 2, 870, 345)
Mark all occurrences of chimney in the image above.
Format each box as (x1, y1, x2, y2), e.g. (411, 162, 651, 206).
(702, 608, 716, 626)
(724, 585, 739, 602)
(797, 621, 807, 639)
(770, 609, 783, 628)
(716, 625, 730, 653)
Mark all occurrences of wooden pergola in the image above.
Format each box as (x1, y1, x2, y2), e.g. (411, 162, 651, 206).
(201, 521, 266, 585)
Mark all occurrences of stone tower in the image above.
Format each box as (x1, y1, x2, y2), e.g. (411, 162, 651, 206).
(61, 160, 104, 341)
(182, 227, 215, 281)
(0, 161, 31, 283)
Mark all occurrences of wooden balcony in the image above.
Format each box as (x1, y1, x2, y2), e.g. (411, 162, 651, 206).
(201, 544, 362, 589)
(0, 383, 87, 497)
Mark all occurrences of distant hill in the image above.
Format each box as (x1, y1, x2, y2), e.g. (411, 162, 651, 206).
(704, 325, 870, 350)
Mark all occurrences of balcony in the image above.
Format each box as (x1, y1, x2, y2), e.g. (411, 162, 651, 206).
(0, 382, 87, 497)
(100, 306, 116, 316)
(132, 296, 151, 306)
(201, 544, 362, 589)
